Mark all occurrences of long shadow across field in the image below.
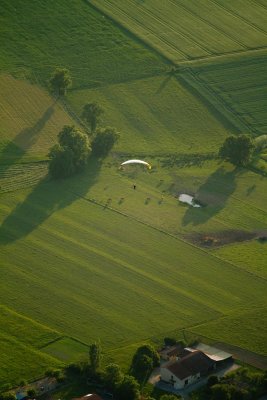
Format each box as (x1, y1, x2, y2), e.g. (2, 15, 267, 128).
(182, 166, 240, 226)
(0, 157, 101, 245)
(0, 102, 55, 171)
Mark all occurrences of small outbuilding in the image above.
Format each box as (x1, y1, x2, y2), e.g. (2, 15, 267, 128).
(159, 345, 191, 361)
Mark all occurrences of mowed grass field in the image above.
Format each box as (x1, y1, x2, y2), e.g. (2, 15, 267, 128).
(0, 306, 61, 387)
(0, 0, 167, 87)
(1, 0, 267, 388)
(0, 74, 75, 161)
(190, 307, 267, 356)
(67, 75, 231, 155)
(91, 0, 267, 62)
(0, 171, 267, 384)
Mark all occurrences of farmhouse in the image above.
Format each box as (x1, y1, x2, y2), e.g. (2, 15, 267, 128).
(160, 350, 216, 389)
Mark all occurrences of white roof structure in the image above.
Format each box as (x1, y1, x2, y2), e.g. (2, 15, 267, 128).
(193, 343, 232, 362)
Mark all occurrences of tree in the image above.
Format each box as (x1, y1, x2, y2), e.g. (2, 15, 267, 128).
(131, 344, 160, 382)
(58, 125, 90, 171)
(219, 134, 254, 166)
(164, 337, 177, 346)
(160, 395, 181, 400)
(49, 68, 72, 96)
(115, 375, 140, 400)
(89, 342, 101, 373)
(211, 384, 231, 400)
(48, 126, 91, 179)
(49, 144, 74, 178)
(0, 394, 16, 400)
(134, 354, 153, 376)
(207, 375, 219, 388)
(103, 363, 123, 391)
(91, 127, 119, 157)
(82, 102, 104, 133)
(27, 389, 36, 398)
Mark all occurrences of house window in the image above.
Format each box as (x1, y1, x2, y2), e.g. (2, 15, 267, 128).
(184, 379, 188, 385)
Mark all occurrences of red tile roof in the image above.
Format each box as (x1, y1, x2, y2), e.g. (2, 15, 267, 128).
(165, 350, 215, 380)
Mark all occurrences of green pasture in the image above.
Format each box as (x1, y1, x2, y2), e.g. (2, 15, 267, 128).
(0, 333, 61, 390)
(0, 0, 166, 87)
(1, 0, 267, 388)
(42, 338, 89, 363)
(67, 74, 230, 155)
(91, 0, 267, 62)
(190, 307, 267, 356)
(0, 306, 61, 388)
(0, 161, 267, 384)
(0, 305, 60, 348)
(214, 241, 267, 280)
(0, 74, 75, 162)
(46, 157, 267, 237)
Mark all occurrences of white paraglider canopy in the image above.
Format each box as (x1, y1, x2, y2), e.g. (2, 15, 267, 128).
(120, 159, 151, 169)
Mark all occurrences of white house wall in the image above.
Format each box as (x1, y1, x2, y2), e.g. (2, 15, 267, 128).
(161, 367, 200, 389)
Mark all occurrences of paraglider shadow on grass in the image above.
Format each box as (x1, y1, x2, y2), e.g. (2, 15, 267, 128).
(0, 157, 101, 245)
(0, 103, 55, 174)
(182, 166, 240, 227)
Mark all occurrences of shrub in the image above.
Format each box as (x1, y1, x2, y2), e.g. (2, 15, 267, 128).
(91, 127, 119, 157)
(219, 134, 254, 166)
(48, 125, 91, 179)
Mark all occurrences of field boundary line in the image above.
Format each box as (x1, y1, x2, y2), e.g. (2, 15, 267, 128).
(87, 0, 176, 65)
(39, 335, 89, 350)
(88, 0, 267, 66)
(69, 189, 267, 285)
(178, 71, 251, 133)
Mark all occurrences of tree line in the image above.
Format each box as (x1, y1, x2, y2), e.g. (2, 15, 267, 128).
(48, 68, 119, 179)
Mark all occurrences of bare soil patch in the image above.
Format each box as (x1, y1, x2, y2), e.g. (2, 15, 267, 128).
(185, 230, 267, 248)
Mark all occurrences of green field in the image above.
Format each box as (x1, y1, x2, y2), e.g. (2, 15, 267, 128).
(67, 75, 231, 155)
(0, 0, 167, 87)
(187, 51, 267, 135)
(91, 0, 267, 62)
(1, 0, 267, 389)
(42, 338, 89, 363)
(190, 307, 267, 356)
(0, 74, 75, 160)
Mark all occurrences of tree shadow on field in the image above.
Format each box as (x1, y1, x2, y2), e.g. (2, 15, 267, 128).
(182, 166, 241, 227)
(0, 157, 101, 245)
(0, 103, 55, 173)
(156, 73, 173, 94)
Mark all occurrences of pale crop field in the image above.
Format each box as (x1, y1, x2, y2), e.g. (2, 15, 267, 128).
(91, 0, 267, 62)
